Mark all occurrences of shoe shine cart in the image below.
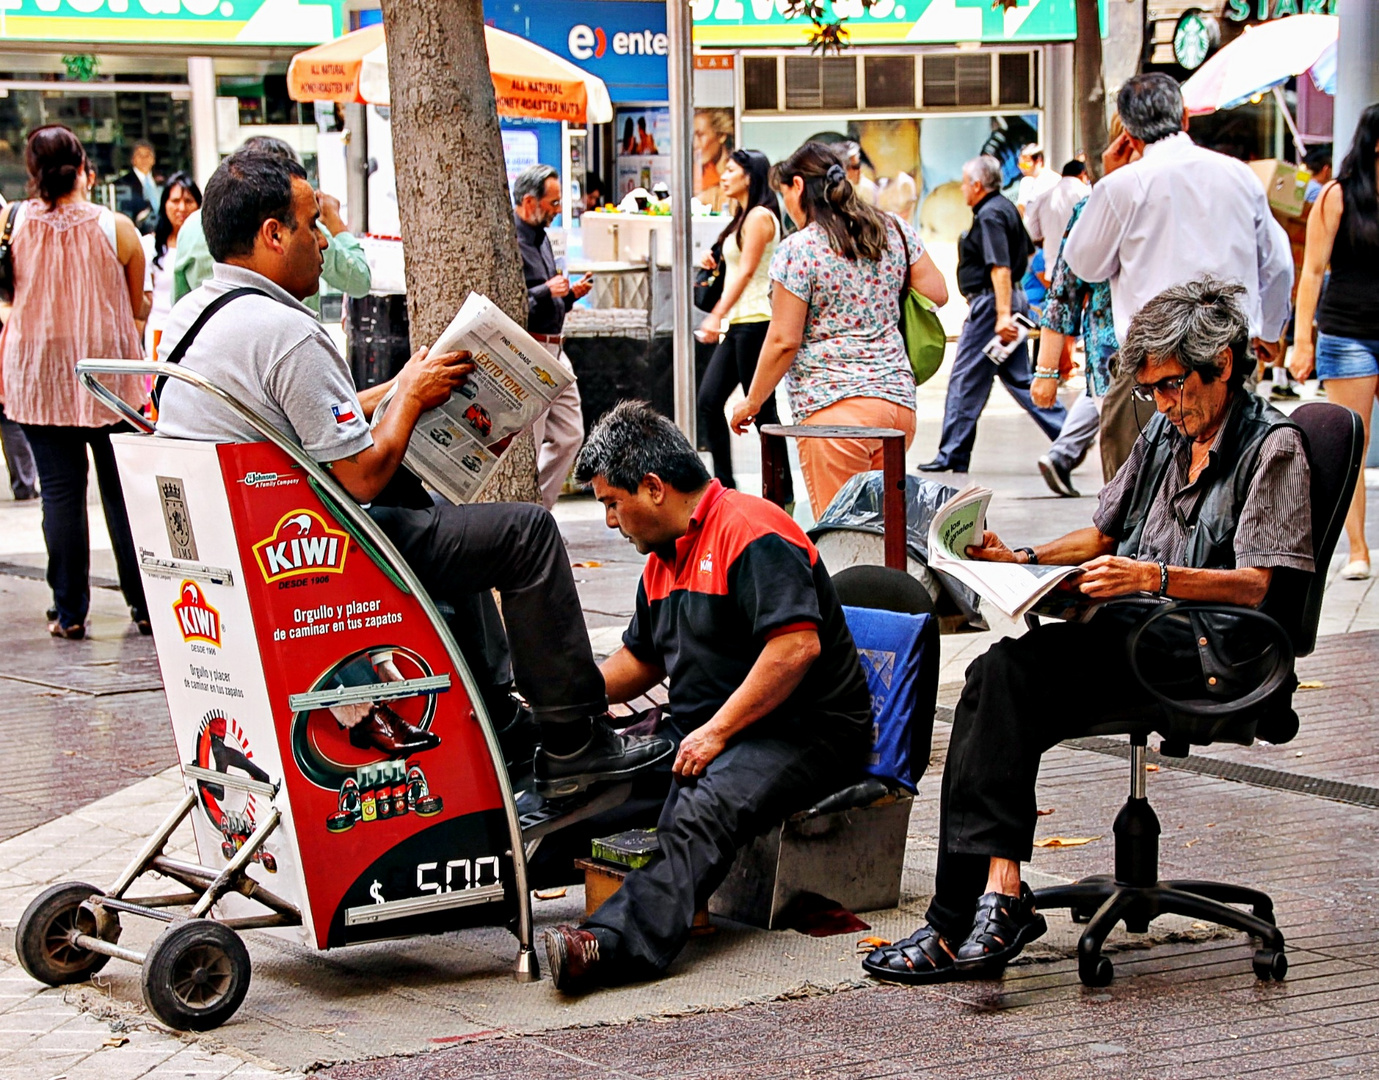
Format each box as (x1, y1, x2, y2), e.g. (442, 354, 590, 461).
(16, 360, 598, 1030)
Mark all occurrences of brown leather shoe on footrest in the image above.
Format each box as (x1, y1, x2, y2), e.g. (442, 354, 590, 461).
(347, 703, 440, 757)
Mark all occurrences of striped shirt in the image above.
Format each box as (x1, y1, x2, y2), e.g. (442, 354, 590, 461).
(1093, 399, 1314, 572)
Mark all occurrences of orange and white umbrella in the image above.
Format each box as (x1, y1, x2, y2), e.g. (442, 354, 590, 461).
(288, 23, 613, 125)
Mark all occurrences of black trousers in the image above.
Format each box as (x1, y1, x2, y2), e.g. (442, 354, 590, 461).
(923, 608, 1247, 941)
(584, 720, 865, 973)
(698, 321, 793, 503)
(367, 499, 605, 724)
(21, 423, 146, 625)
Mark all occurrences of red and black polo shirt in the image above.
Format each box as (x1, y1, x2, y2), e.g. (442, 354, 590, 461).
(623, 480, 871, 737)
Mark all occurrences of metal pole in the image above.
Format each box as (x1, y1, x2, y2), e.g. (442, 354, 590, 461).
(1334, 0, 1379, 172)
(186, 57, 220, 188)
(667, 0, 696, 442)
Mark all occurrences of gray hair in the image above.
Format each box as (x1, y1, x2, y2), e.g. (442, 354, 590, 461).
(512, 163, 559, 206)
(962, 155, 1002, 193)
(1117, 276, 1251, 392)
(575, 400, 710, 494)
(1117, 73, 1185, 145)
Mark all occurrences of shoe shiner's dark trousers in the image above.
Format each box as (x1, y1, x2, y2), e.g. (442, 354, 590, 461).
(22, 423, 147, 625)
(925, 613, 1198, 944)
(368, 500, 605, 725)
(584, 721, 865, 974)
(934, 289, 1067, 471)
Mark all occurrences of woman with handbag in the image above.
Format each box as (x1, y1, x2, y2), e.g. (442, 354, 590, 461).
(0, 125, 150, 639)
(694, 148, 792, 502)
(730, 141, 947, 517)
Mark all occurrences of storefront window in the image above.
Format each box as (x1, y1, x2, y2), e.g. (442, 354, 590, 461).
(0, 85, 191, 204)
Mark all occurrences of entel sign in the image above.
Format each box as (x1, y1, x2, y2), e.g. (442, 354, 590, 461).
(568, 23, 669, 60)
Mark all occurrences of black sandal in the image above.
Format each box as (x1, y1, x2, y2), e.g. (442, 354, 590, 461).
(952, 882, 1047, 973)
(862, 925, 959, 985)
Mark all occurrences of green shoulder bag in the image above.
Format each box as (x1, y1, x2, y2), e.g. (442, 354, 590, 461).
(897, 224, 946, 386)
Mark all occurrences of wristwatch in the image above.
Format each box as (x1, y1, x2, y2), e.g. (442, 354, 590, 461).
(1015, 546, 1038, 565)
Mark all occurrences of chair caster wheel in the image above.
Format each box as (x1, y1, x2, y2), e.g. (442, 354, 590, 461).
(1253, 949, 1287, 981)
(1079, 954, 1114, 988)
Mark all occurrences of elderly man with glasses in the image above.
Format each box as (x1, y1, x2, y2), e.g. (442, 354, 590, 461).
(863, 275, 1313, 988)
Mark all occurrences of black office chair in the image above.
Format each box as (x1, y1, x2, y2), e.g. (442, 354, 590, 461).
(1032, 402, 1365, 987)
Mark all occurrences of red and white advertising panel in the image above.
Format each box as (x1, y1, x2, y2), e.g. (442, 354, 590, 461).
(115, 436, 515, 950)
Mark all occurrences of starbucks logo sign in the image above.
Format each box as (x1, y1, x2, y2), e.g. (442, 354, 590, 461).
(1174, 11, 1221, 70)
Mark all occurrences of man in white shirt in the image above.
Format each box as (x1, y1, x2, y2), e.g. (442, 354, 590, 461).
(1014, 144, 1059, 218)
(1024, 160, 1090, 272)
(1062, 73, 1293, 354)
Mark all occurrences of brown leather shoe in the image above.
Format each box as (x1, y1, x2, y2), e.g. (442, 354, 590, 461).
(545, 924, 604, 993)
(347, 703, 440, 757)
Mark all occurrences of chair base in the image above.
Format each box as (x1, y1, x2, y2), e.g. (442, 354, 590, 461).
(1032, 790, 1287, 987)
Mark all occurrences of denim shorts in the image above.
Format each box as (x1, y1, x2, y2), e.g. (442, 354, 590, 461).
(1316, 333, 1379, 380)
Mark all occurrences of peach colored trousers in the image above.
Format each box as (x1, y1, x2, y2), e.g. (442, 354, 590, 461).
(797, 397, 917, 518)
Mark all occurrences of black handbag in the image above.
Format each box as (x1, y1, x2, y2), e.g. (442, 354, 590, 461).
(0, 202, 21, 304)
(693, 241, 724, 313)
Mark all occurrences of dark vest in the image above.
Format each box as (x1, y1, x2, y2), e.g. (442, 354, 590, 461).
(1115, 393, 1298, 572)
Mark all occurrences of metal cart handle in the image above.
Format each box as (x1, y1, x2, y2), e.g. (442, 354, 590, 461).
(75, 358, 537, 977)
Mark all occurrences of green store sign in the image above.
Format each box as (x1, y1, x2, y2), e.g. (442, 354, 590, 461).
(691, 0, 1093, 47)
(0, 0, 344, 46)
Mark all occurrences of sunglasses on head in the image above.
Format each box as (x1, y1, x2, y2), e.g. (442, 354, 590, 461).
(1131, 372, 1191, 403)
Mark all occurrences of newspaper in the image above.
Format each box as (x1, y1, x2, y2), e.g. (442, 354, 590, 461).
(926, 485, 1084, 620)
(371, 292, 574, 504)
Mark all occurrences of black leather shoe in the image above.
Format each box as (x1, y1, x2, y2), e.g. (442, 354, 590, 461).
(1037, 455, 1079, 498)
(952, 882, 1047, 973)
(347, 703, 440, 757)
(534, 716, 674, 799)
(917, 459, 966, 473)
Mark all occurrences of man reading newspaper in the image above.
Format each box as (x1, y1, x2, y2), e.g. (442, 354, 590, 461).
(863, 277, 1312, 987)
(156, 147, 671, 794)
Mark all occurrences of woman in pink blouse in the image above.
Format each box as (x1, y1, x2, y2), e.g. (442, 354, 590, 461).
(0, 125, 150, 638)
(730, 141, 948, 517)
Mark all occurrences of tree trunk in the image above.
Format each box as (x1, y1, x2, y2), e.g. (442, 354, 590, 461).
(380, 0, 539, 502)
(1074, 0, 1109, 180)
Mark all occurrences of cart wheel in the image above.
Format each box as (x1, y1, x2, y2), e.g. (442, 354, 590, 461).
(16, 882, 116, 986)
(141, 920, 251, 1031)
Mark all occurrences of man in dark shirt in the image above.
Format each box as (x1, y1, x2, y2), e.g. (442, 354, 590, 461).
(865, 277, 1312, 987)
(512, 164, 592, 511)
(543, 401, 873, 993)
(921, 154, 1067, 473)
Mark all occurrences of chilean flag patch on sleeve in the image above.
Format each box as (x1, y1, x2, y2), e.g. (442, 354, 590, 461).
(331, 402, 357, 424)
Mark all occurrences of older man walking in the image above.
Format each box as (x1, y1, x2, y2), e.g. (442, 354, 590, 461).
(921, 155, 1066, 474)
(1062, 73, 1294, 477)
(512, 164, 591, 511)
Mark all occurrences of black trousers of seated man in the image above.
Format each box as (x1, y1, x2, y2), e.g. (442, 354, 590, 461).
(924, 607, 1249, 945)
(367, 498, 606, 731)
(583, 717, 868, 976)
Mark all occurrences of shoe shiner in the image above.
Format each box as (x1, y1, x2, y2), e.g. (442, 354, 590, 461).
(863, 277, 1313, 986)
(155, 147, 671, 797)
(543, 401, 872, 993)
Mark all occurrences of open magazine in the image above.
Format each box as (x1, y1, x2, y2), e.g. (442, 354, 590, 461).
(371, 292, 573, 504)
(926, 485, 1085, 620)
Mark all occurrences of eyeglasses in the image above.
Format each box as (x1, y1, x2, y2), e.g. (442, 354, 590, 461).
(1131, 373, 1190, 403)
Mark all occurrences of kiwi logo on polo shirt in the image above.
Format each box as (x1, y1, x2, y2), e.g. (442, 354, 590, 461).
(252, 510, 350, 584)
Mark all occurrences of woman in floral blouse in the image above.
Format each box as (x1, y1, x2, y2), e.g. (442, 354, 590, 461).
(730, 141, 947, 516)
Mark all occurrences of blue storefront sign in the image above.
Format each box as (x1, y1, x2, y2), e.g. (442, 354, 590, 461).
(484, 0, 669, 102)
